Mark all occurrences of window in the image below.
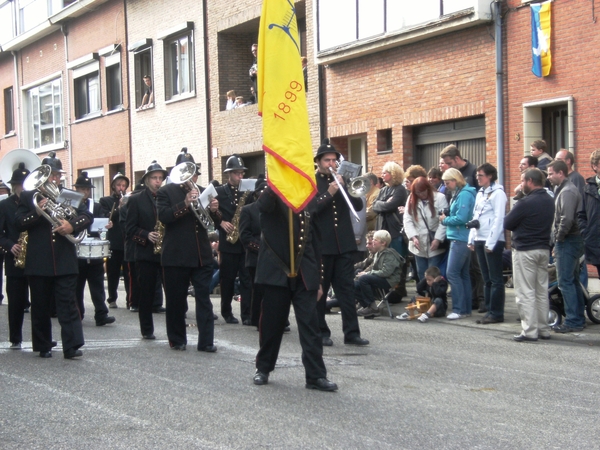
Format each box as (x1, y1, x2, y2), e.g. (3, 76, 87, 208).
(0, 1, 15, 44)
(164, 31, 195, 101)
(27, 78, 63, 149)
(105, 53, 122, 111)
(82, 167, 104, 202)
(4, 87, 14, 135)
(132, 45, 152, 108)
(18, 0, 76, 34)
(523, 97, 573, 157)
(377, 129, 392, 153)
(74, 71, 100, 119)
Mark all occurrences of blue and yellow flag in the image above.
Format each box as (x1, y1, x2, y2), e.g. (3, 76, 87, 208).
(531, 1, 552, 77)
(258, 0, 316, 212)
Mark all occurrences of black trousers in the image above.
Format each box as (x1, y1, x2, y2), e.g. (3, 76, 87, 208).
(317, 252, 361, 340)
(219, 252, 252, 320)
(256, 284, 327, 380)
(136, 261, 161, 336)
(28, 274, 84, 354)
(106, 249, 129, 304)
(7, 276, 29, 344)
(248, 266, 265, 327)
(125, 261, 138, 308)
(76, 261, 109, 321)
(163, 265, 214, 348)
(470, 253, 485, 305)
(0, 253, 4, 302)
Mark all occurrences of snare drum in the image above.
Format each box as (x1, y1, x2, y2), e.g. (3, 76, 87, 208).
(77, 238, 111, 259)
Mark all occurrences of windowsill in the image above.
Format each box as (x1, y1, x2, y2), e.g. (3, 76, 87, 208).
(165, 91, 196, 105)
(106, 106, 126, 116)
(136, 104, 155, 112)
(3, 131, 16, 138)
(33, 142, 66, 154)
(220, 103, 258, 113)
(377, 149, 393, 155)
(73, 111, 103, 124)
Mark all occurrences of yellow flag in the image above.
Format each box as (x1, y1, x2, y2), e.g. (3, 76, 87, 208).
(258, 0, 316, 212)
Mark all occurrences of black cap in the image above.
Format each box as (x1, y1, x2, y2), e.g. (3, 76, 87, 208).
(314, 138, 340, 161)
(111, 172, 130, 190)
(8, 162, 30, 185)
(224, 155, 248, 173)
(41, 151, 65, 173)
(142, 160, 168, 182)
(175, 147, 195, 166)
(254, 174, 267, 193)
(74, 171, 94, 188)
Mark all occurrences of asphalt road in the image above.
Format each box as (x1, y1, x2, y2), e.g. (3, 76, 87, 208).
(1, 280, 599, 449)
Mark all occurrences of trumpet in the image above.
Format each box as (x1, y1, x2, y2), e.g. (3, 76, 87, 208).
(169, 162, 214, 230)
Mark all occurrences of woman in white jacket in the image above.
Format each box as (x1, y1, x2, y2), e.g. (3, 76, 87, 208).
(467, 163, 507, 324)
(403, 177, 449, 281)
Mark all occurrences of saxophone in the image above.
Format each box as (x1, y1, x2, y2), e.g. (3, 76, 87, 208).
(153, 220, 165, 254)
(226, 190, 250, 244)
(14, 232, 28, 269)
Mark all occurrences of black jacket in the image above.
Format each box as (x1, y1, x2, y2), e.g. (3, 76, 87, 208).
(156, 183, 222, 268)
(100, 194, 125, 251)
(504, 188, 554, 251)
(459, 160, 479, 190)
(0, 194, 26, 277)
(578, 176, 600, 265)
(373, 184, 407, 239)
(314, 171, 363, 255)
(239, 202, 260, 268)
(255, 188, 320, 290)
(125, 188, 161, 263)
(416, 277, 448, 303)
(15, 189, 93, 276)
(216, 183, 253, 254)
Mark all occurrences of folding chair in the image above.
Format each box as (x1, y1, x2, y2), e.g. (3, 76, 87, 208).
(375, 287, 394, 319)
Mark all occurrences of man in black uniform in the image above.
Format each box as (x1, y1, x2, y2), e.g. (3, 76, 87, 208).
(157, 150, 221, 351)
(100, 172, 130, 309)
(125, 161, 167, 339)
(16, 154, 92, 359)
(215, 155, 253, 325)
(0, 163, 30, 349)
(314, 139, 369, 347)
(73, 172, 115, 326)
(253, 186, 337, 391)
(120, 183, 144, 311)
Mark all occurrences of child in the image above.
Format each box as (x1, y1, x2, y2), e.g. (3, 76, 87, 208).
(396, 266, 448, 322)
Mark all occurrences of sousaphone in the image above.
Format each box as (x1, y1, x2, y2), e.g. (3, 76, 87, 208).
(0, 148, 41, 188)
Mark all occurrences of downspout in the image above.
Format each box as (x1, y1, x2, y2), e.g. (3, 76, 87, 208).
(12, 51, 21, 146)
(202, 0, 213, 183)
(318, 65, 326, 143)
(62, 23, 72, 187)
(123, 0, 133, 183)
(494, 0, 505, 186)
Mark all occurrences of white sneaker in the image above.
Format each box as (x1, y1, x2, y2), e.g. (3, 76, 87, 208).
(417, 313, 429, 323)
(447, 312, 463, 320)
(396, 312, 410, 321)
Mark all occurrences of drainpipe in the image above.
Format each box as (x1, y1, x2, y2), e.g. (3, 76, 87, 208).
(62, 23, 72, 187)
(318, 64, 326, 143)
(202, 0, 213, 183)
(12, 51, 21, 146)
(123, 0, 133, 184)
(494, 0, 505, 186)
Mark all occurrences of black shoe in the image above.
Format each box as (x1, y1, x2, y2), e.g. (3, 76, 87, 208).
(539, 334, 551, 340)
(64, 349, 83, 359)
(198, 345, 217, 352)
(51, 341, 58, 348)
(242, 319, 252, 326)
(478, 306, 488, 313)
(130, 306, 139, 312)
(513, 334, 538, 342)
(39, 351, 52, 358)
(476, 316, 504, 324)
(322, 337, 333, 347)
(553, 324, 584, 333)
(172, 344, 186, 351)
(254, 370, 269, 385)
(96, 316, 116, 326)
(305, 378, 338, 391)
(213, 313, 218, 320)
(344, 336, 369, 346)
(153, 306, 166, 313)
(24, 308, 30, 313)
(224, 315, 239, 324)
(283, 326, 291, 332)
(142, 334, 156, 340)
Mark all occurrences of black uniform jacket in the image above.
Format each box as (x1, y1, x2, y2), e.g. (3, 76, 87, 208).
(156, 183, 222, 268)
(0, 194, 26, 277)
(119, 192, 139, 262)
(255, 188, 320, 290)
(239, 202, 260, 268)
(100, 194, 125, 251)
(15, 189, 93, 276)
(125, 188, 161, 263)
(216, 183, 253, 254)
(314, 171, 363, 255)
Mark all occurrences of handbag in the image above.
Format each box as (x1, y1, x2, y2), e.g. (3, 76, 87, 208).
(419, 208, 448, 250)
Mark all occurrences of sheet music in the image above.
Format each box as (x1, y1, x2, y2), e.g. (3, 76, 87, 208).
(239, 179, 255, 192)
(199, 184, 217, 208)
(56, 189, 84, 208)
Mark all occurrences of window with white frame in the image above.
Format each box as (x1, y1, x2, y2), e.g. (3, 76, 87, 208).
(129, 39, 153, 109)
(0, 1, 15, 45)
(73, 62, 101, 120)
(27, 78, 63, 149)
(82, 167, 104, 202)
(162, 24, 195, 101)
(105, 53, 122, 111)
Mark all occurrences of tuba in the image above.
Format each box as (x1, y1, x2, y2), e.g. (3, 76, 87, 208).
(347, 176, 371, 198)
(22, 165, 87, 244)
(169, 162, 214, 230)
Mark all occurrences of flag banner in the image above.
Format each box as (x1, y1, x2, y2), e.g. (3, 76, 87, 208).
(258, 0, 316, 212)
(531, 1, 552, 77)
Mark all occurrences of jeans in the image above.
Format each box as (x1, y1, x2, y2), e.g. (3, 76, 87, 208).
(415, 252, 448, 283)
(474, 240, 505, 320)
(554, 235, 586, 328)
(446, 240, 471, 315)
(354, 274, 391, 308)
(390, 236, 407, 257)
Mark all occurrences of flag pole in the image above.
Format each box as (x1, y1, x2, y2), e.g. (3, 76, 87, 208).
(288, 208, 296, 277)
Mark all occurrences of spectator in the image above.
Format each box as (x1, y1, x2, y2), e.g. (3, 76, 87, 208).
(504, 169, 555, 342)
(468, 163, 507, 324)
(364, 173, 380, 232)
(427, 167, 445, 194)
(404, 165, 428, 193)
(376, 177, 385, 189)
(579, 150, 600, 278)
(403, 177, 448, 280)
(439, 168, 476, 320)
(513, 155, 538, 200)
(249, 43, 258, 97)
(547, 160, 585, 333)
(248, 86, 256, 104)
(530, 140, 553, 172)
(138, 75, 154, 110)
(355, 230, 403, 318)
(234, 96, 246, 108)
(396, 266, 448, 322)
(439, 157, 449, 174)
(226, 90, 236, 110)
(555, 149, 585, 199)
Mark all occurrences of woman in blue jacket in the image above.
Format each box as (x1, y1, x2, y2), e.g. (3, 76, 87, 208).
(439, 168, 476, 319)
